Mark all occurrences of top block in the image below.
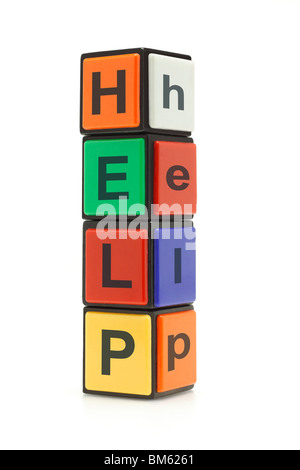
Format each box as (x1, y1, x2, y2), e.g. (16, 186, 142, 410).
(80, 48, 194, 136)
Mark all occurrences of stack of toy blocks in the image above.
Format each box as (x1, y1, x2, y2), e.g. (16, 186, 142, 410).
(80, 48, 197, 398)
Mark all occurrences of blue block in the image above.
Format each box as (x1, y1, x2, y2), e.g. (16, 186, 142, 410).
(154, 227, 196, 307)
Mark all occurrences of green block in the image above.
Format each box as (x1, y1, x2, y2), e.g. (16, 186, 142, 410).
(84, 138, 146, 216)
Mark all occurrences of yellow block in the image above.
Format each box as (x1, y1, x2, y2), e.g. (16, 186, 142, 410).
(85, 311, 152, 396)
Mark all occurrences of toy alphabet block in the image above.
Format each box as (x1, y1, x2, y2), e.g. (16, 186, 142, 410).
(80, 47, 197, 400)
(82, 134, 197, 219)
(80, 48, 194, 136)
(83, 221, 196, 309)
(83, 306, 196, 398)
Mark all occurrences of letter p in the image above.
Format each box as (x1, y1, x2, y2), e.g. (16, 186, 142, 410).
(168, 333, 191, 372)
(102, 330, 135, 375)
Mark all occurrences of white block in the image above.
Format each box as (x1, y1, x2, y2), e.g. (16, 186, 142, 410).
(148, 53, 194, 133)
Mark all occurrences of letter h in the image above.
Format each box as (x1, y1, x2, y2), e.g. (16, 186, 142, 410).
(92, 70, 126, 115)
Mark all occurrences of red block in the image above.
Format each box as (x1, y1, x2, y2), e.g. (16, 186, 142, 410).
(153, 141, 197, 215)
(85, 228, 148, 305)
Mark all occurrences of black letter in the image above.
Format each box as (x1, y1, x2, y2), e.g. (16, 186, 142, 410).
(163, 74, 184, 110)
(102, 244, 132, 288)
(174, 248, 182, 284)
(98, 156, 129, 201)
(102, 330, 135, 375)
(92, 70, 126, 115)
(166, 165, 190, 191)
(168, 333, 191, 372)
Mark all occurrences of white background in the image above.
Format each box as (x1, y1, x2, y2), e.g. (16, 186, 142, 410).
(0, 0, 299, 451)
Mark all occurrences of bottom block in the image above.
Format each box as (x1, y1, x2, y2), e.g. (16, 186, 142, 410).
(83, 306, 196, 399)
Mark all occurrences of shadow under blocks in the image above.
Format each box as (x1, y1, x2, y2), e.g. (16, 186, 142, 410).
(80, 47, 197, 398)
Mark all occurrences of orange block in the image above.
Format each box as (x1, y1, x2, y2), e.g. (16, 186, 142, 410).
(157, 310, 196, 393)
(82, 54, 140, 131)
